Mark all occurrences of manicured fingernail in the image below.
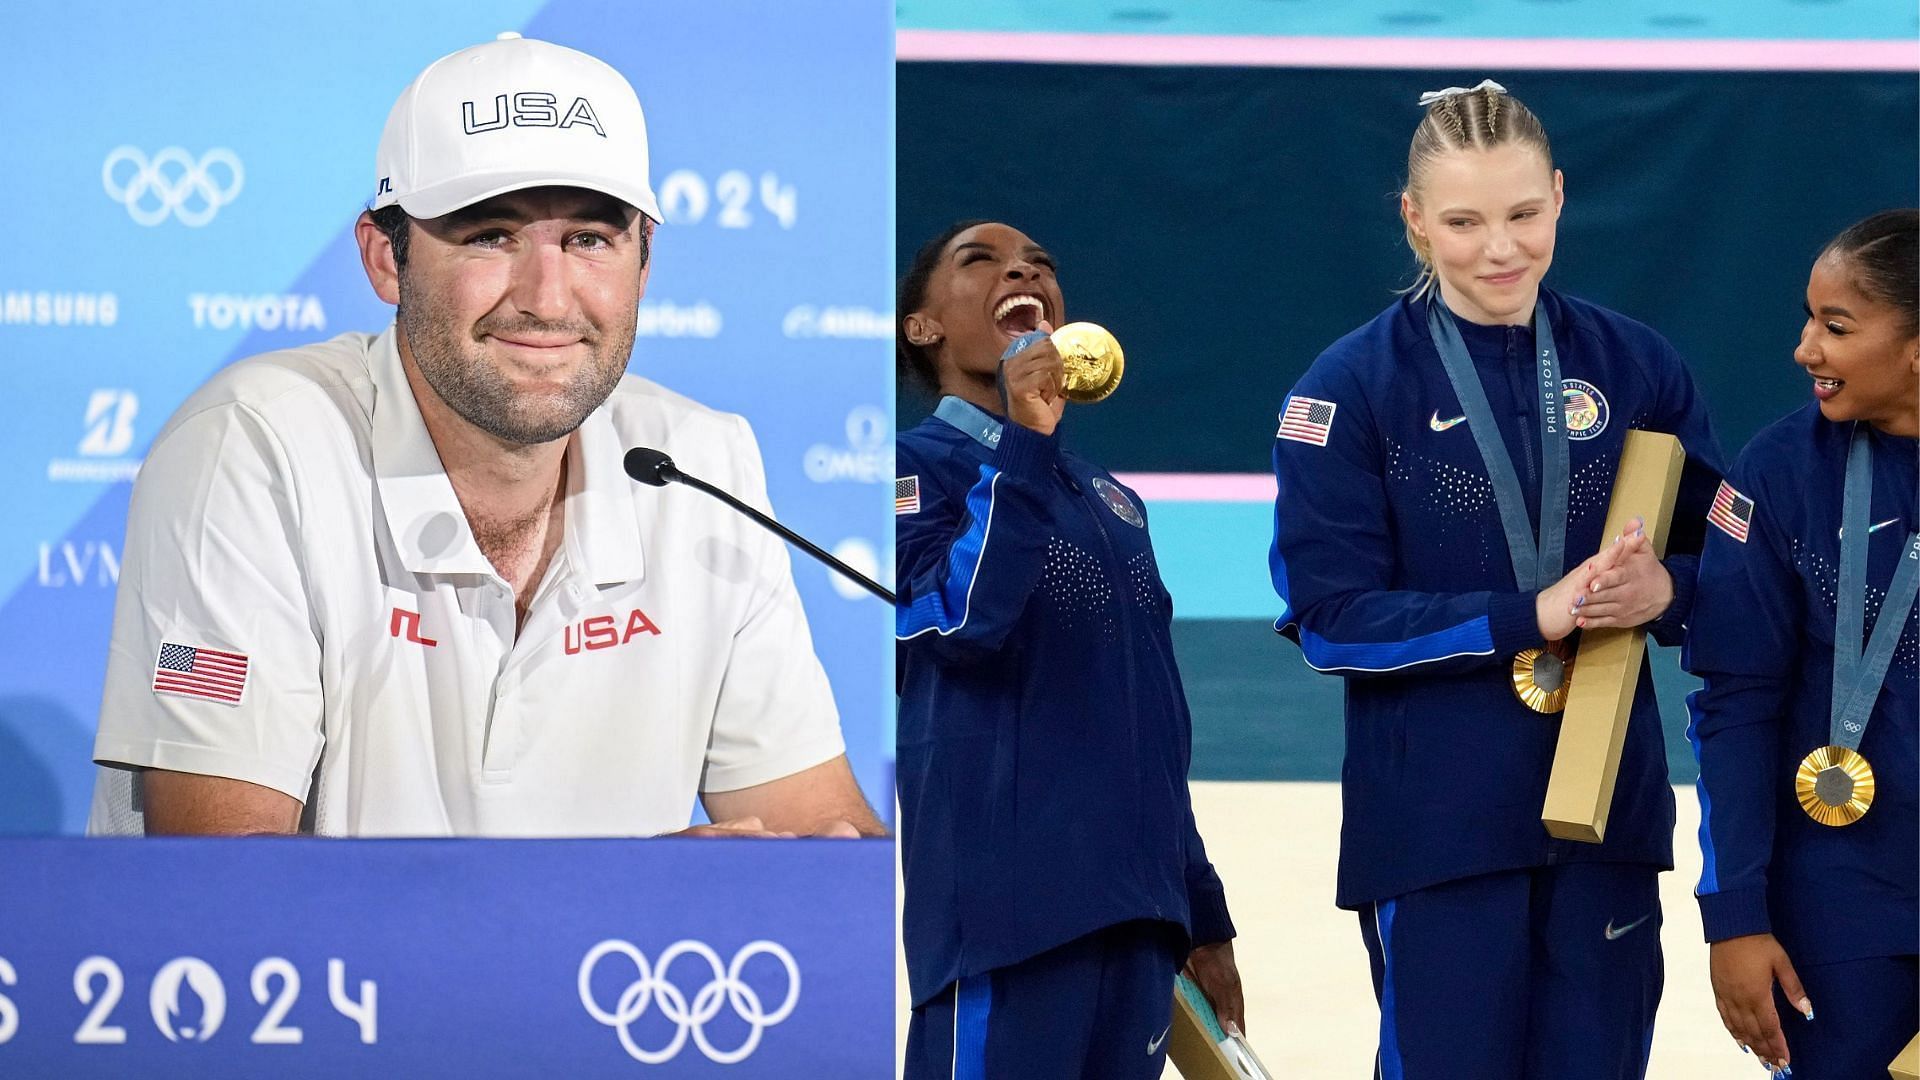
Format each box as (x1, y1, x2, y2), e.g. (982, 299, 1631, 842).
(1797, 997, 1813, 1020)
(1741, 1045, 1749, 1054)
(1576, 618, 1587, 628)
(1575, 595, 1585, 608)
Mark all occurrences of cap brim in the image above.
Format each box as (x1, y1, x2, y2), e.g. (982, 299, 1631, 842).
(395, 171, 661, 223)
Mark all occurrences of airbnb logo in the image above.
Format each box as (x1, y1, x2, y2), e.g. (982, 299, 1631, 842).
(389, 608, 437, 647)
(564, 608, 662, 654)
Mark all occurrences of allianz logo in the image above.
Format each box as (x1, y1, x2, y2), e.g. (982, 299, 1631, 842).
(803, 405, 887, 484)
(189, 293, 326, 332)
(635, 299, 722, 339)
(2, 291, 118, 327)
(782, 304, 889, 340)
(49, 389, 142, 484)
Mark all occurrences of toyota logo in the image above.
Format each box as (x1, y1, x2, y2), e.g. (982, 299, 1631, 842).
(578, 939, 800, 1065)
(101, 146, 244, 227)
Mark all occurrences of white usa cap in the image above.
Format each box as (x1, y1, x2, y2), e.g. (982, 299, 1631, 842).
(373, 32, 660, 222)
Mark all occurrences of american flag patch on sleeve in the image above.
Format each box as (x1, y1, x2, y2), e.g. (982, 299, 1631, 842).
(1277, 396, 1337, 447)
(895, 475, 921, 515)
(1707, 480, 1755, 543)
(152, 642, 250, 704)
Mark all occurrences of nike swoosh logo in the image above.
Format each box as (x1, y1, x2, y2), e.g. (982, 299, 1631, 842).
(1839, 519, 1903, 539)
(1429, 411, 1467, 432)
(1147, 1023, 1170, 1055)
(1604, 914, 1652, 941)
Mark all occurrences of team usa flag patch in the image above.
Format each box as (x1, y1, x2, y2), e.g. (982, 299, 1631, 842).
(1708, 480, 1755, 543)
(895, 475, 921, 515)
(152, 642, 250, 704)
(1277, 396, 1337, 447)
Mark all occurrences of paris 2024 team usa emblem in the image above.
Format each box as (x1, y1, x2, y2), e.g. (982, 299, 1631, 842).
(1091, 477, 1145, 528)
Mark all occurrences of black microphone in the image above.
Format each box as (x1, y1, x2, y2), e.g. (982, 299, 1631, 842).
(623, 447, 895, 604)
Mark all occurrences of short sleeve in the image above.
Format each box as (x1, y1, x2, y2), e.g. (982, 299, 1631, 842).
(697, 414, 846, 792)
(90, 403, 326, 818)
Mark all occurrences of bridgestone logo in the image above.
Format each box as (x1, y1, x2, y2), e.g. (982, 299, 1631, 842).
(3, 291, 119, 326)
(48, 460, 142, 482)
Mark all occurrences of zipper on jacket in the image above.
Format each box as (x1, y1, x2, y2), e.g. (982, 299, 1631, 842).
(1510, 327, 1538, 497)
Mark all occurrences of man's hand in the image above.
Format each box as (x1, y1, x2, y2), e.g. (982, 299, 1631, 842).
(669, 816, 788, 838)
(699, 755, 886, 837)
(1002, 320, 1066, 437)
(1185, 940, 1246, 1035)
(1710, 933, 1811, 1073)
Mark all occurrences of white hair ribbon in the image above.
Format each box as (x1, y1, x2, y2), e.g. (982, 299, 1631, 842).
(1417, 79, 1508, 107)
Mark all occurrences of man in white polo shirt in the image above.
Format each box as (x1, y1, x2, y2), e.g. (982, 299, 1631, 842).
(87, 33, 881, 838)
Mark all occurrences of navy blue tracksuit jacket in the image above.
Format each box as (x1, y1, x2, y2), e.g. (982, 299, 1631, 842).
(1270, 290, 1726, 909)
(1685, 408, 1917, 964)
(895, 398, 1233, 1008)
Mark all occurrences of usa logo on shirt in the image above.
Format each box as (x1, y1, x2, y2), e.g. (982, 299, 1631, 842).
(1277, 396, 1337, 447)
(1708, 481, 1754, 543)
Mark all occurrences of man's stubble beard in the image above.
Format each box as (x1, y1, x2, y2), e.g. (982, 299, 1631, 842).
(396, 273, 637, 447)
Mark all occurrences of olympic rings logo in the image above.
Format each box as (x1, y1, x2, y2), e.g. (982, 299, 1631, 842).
(101, 147, 244, 227)
(577, 938, 800, 1065)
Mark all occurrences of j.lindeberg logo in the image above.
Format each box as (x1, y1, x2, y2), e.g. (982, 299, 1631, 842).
(102, 147, 243, 227)
(461, 93, 605, 136)
(578, 939, 799, 1065)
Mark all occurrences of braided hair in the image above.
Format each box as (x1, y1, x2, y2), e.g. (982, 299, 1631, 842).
(1400, 84, 1553, 299)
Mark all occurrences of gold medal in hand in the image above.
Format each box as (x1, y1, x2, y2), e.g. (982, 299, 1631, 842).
(1052, 322, 1125, 403)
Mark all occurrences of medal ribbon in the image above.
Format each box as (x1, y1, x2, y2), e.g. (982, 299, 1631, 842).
(1829, 424, 1920, 749)
(1426, 297, 1570, 592)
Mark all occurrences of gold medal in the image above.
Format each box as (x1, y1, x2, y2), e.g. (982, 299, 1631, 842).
(1511, 638, 1573, 713)
(1051, 322, 1125, 403)
(1796, 745, 1875, 826)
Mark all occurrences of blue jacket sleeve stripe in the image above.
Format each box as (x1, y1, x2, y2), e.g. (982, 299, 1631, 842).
(896, 464, 1000, 641)
(1684, 684, 1720, 895)
(1299, 616, 1494, 674)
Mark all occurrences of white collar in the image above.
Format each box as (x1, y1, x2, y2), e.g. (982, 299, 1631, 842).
(369, 325, 645, 586)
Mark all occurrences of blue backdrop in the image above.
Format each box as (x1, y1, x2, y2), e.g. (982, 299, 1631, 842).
(0, 0, 895, 833)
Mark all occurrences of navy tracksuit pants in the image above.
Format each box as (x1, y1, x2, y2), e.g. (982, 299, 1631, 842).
(903, 920, 1185, 1080)
(1358, 863, 1664, 1080)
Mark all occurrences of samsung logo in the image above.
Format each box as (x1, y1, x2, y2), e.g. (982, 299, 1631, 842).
(2, 291, 119, 327)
